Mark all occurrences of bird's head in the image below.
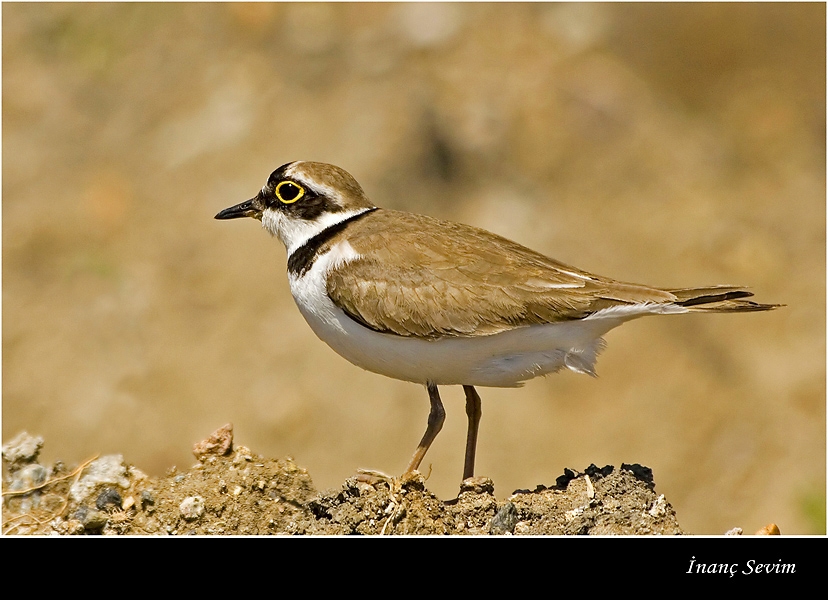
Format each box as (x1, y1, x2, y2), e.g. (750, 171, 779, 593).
(215, 161, 375, 254)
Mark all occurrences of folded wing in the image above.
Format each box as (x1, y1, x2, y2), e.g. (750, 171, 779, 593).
(326, 211, 777, 338)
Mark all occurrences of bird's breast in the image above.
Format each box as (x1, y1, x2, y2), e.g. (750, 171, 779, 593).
(286, 241, 615, 386)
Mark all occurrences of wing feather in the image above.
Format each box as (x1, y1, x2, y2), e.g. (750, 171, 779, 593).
(326, 210, 678, 338)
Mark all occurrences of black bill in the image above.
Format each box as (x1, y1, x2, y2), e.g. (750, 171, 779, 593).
(215, 196, 263, 220)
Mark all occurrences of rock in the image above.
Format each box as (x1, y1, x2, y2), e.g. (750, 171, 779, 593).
(69, 455, 130, 503)
(2, 432, 44, 468)
(179, 496, 206, 521)
(1, 429, 686, 536)
(95, 488, 123, 510)
(192, 423, 234, 459)
(490, 502, 518, 535)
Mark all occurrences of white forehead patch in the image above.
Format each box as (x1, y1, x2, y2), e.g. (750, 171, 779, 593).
(283, 162, 346, 206)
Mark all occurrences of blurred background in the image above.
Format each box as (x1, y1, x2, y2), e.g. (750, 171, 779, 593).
(2, 3, 824, 534)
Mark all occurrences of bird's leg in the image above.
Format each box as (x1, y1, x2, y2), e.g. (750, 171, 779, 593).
(404, 382, 446, 475)
(462, 385, 482, 480)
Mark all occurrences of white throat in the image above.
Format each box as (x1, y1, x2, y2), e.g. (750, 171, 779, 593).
(261, 207, 375, 256)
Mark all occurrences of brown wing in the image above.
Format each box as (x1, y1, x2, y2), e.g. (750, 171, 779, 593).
(325, 210, 680, 338)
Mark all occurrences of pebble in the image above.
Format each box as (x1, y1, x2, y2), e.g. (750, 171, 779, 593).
(459, 476, 495, 495)
(490, 502, 518, 535)
(179, 496, 205, 521)
(95, 488, 123, 510)
(11, 463, 49, 490)
(6, 463, 50, 512)
(70, 455, 129, 503)
(140, 490, 155, 510)
(74, 505, 109, 531)
(2, 431, 44, 467)
(192, 423, 234, 459)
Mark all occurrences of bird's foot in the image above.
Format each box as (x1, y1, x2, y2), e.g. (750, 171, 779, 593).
(354, 466, 429, 491)
(354, 468, 394, 486)
(459, 476, 494, 495)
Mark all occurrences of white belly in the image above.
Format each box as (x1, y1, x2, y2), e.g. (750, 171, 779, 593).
(285, 241, 671, 387)
(296, 301, 611, 386)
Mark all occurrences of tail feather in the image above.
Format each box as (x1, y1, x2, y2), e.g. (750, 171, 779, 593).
(668, 285, 782, 313)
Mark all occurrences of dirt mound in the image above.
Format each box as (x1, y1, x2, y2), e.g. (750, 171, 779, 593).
(3, 427, 687, 535)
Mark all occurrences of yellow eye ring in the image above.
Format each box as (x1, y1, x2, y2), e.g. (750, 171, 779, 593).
(275, 181, 305, 204)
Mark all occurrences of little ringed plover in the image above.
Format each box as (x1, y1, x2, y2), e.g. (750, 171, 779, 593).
(215, 161, 779, 482)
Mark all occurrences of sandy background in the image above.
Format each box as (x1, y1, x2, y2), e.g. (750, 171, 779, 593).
(3, 3, 824, 534)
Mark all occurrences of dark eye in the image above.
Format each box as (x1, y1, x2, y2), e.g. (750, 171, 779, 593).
(275, 181, 305, 204)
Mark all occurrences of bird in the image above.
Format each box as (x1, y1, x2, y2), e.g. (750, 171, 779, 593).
(215, 161, 779, 482)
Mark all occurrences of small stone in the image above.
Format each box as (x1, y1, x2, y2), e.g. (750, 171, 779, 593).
(6, 464, 50, 512)
(179, 496, 206, 521)
(11, 463, 49, 491)
(556, 468, 579, 488)
(140, 491, 155, 510)
(648, 494, 669, 518)
(2, 432, 44, 468)
(232, 445, 253, 464)
(756, 523, 781, 535)
(95, 488, 123, 510)
(193, 423, 234, 459)
(585, 475, 595, 500)
(75, 505, 109, 531)
(621, 463, 654, 487)
(459, 476, 495, 495)
(69, 455, 129, 503)
(490, 502, 518, 535)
